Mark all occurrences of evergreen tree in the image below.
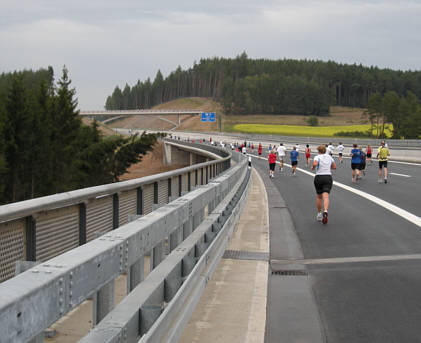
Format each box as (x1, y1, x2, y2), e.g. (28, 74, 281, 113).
(3, 74, 32, 202)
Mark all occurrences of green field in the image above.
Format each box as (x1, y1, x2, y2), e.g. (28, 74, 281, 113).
(232, 123, 393, 138)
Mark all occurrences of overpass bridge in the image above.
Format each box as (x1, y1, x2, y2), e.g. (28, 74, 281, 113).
(79, 110, 205, 130)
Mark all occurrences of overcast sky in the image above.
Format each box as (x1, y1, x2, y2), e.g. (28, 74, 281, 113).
(1, 0, 421, 109)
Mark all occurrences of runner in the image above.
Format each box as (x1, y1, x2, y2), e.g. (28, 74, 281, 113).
(366, 144, 372, 164)
(377, 141, 390, 183)
(312, 145, 336, 224)
(350, 143, 362, 182)
(305, 144, 311, 167)
(359, 146, 366, 176)
(277, 143, 287, 171)
(268, 148, 277, 178)
(258, 143, 263, 156)
(242, 145, 247, 154)
(337, 142, 344, 163)
(327, 142, 334, 157)
(289, 146, 299, 176)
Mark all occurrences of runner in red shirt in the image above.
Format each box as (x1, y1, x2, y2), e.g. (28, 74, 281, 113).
(258, 143, 263, 156)
(268, 149, 277, 178)
(305, 144, 311, 167)
(366, 145, 372, 164)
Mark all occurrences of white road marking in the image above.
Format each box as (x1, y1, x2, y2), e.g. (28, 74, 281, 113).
(271, 253, 421, 265)
(249, 154, 421, 228)
(389, 172, 411, 178)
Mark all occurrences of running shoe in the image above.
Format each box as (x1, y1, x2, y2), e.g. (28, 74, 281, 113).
(322, 211, 328, 224)
(384, 179, 387, 183)
(316, 212, 323, 222)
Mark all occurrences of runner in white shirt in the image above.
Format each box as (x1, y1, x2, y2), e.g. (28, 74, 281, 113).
(311, 145, 337, 224)
(327, 142, 334, 156)
(337, 142, 344, 164)
(276, 143, 287, 171)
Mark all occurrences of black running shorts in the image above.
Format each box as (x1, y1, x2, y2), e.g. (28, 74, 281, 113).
(291, 161, 298, 166)
(314, 175, 333, 195)
(379, 160, 388, 168)
(351, 163, 360, 170)
(269, 163, 276, 171)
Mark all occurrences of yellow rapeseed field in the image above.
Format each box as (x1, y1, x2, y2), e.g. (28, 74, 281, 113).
(232, 124, 393, 137)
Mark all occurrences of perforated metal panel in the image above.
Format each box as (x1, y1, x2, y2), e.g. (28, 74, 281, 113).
(158, 180, 168, 205)
(36, 206, 79, 262)
(119, 190, 137, 227)
(0, 219, 25, 282)
(182, 173, 188, 193)
(171, 176, 179, 199)
(86, 197, 113, 242)
(143, 183, 154, 215)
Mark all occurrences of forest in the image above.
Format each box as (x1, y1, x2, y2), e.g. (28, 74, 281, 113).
(105, 53, 421, 119)
(0, 67, 159, 205)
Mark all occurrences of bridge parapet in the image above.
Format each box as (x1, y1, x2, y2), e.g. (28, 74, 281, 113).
(0, 141, 250, 343)
(0, 140, 230, 283)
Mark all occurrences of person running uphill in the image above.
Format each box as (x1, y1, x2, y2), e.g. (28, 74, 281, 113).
(268, 149, 277, 178)
(305, 144, 311, 166)
(377, 141, 390, 183)
(312, 145, 337, 224)
(350, 143, 362, 182)
(337, 142, 344, 163)
(277, 143, 286, 171)
(290, 146, 299, 176)
(258, 143, 263, 156)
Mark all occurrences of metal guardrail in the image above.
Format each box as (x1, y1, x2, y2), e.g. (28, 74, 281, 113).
(0, 140, 231, 283)
(0, 146, 248, 343)
(173, 131, 421, 149)
(0, 141, 250, 343)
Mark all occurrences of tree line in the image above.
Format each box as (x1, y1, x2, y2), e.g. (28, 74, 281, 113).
(365, 91, 421, 139)
(0, 67, 159, 205)
(105, 52, 421, 117)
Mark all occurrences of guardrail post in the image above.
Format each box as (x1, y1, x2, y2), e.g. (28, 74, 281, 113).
(79, 203, 87, 245)
(178, 175, 182, 196)
(201, 168, 204, 185)
(137, 187, 143, 215)
(93, 279, 115, 325)
(170, 226, 184, 252)
(195, 169, 198, 186)
(206, 166, 209, 183)
(168, 178, 172, 202)
(153, 182, 158, 205)
(113, 194, 119, 229)
(128, 257, 144, 292)
(183, 219, 193, 239)
(151, 242, 164, 270)
(25, 216, 36, 261)
(188, 172, 191, 191)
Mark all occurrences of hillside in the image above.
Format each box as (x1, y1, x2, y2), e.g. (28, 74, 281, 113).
(109, 98, 367, 133)
(108, 97, 223, 132)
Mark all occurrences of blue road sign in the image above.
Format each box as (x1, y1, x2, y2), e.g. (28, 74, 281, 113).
(201, 112, 216, 122)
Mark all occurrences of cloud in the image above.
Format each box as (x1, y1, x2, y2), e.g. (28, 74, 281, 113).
(1, 0, 421, 109)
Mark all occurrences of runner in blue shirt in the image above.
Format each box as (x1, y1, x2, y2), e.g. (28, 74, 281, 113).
(290, 146, 299, 176)
(350, 143, 361, 183)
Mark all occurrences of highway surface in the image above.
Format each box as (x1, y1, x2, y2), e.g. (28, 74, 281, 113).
(119, 127, 421, 341)
(248, 148, 421, 342)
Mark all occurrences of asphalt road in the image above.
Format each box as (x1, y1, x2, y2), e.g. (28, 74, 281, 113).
(249, 149, 421, 342)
